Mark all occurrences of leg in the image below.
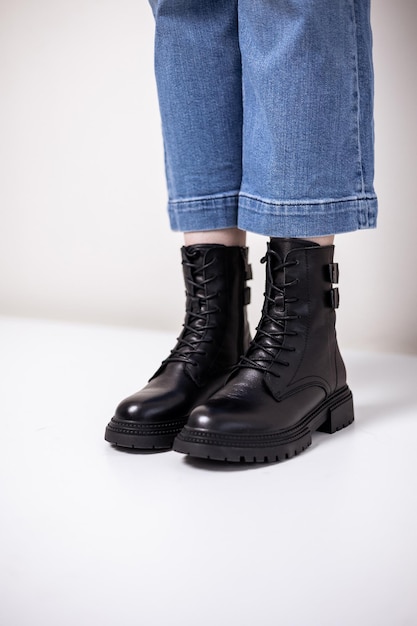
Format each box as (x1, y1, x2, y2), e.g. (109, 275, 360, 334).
(105, 2, 252, 448)
(184, 228, 246, 247)
(237, 0, 377, 238)
(149, 0, 243, 232)
(174, 1, 377, 462)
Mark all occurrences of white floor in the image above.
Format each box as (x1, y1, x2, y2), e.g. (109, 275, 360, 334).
(1, 315, 416, 626)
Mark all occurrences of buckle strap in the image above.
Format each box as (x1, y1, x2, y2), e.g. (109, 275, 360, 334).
(328, 263, 339, 284)
(329, 287, 340, 309)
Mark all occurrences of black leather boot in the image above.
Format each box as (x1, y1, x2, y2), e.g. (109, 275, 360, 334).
(174, 238, 354, 463)
(105, 244, 251, 449)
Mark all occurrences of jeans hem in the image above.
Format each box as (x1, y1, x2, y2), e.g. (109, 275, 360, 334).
(237, 194, 378, 237)
(167, 192, 378, 236)
(168, 192, 239, 231)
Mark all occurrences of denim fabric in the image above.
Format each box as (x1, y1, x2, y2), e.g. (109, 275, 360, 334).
(149, 0, 377, 237)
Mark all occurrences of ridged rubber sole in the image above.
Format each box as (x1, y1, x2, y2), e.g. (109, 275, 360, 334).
(173, 387, 354, 463)
(105, 417, 188, 449)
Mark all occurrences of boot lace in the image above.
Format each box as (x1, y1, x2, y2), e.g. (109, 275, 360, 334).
(163, 254, 220, 368)
(237, 250, 300, 377)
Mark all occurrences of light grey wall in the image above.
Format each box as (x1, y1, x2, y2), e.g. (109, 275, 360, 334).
(1, 0, 416, 353)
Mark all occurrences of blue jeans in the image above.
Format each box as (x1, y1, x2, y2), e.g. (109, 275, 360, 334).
(149, 0, 377, 237)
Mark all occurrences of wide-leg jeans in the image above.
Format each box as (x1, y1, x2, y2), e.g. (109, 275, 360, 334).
(149, 0, 377, 237)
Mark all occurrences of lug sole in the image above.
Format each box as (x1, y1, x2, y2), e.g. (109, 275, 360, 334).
(173, 387, 354, 463)
(105, 417, 188, 450)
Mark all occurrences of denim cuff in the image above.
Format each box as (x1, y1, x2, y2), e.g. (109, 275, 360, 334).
(168, 191, 377, 237)
(168, 192, 239, 232)
(237, 194, 378, 237)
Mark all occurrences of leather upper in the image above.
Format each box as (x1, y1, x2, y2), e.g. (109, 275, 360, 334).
(186, 238, 346, 434)
(114, 244, 251, 425)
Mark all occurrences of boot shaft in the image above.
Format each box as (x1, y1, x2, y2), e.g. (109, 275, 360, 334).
(247, 238, 346, 398)
(172, 244, 251, 383)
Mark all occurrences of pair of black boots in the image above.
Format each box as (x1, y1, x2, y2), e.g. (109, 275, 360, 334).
(105, 238, 354, 462)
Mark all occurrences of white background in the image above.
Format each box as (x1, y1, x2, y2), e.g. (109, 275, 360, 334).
(1, 316, 416, 626)
(1, 0, 416, 353)
(1, 4, 417, 625)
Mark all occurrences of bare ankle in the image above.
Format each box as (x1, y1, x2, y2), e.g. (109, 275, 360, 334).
(184, 228, 246, 247)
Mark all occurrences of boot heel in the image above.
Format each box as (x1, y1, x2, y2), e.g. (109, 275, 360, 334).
(317, 391, 354, 434)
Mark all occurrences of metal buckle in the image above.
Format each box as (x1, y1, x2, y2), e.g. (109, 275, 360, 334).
(329, 287, 340, 309)
(328, 263, 339, 284)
